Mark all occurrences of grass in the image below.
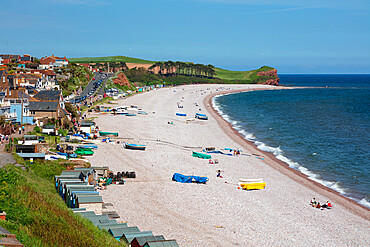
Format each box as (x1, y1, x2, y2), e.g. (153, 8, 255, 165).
(214, 66, 275, 80)
(0, 157, 126, 247)
(69, 56, 155, 64)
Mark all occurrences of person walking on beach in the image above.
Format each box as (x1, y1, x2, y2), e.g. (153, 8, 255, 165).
(217, 170, 223, 178)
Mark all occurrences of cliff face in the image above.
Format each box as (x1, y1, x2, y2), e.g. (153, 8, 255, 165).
(256, 68, 279, 86)
(256, 68, 278, 77)
(112, 72, 130, 87)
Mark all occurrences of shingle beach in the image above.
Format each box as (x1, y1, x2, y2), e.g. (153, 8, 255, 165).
(87, 84, 369, 246)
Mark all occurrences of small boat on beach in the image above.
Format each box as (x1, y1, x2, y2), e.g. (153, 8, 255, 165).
(195, 113, 208, 120)
(99, 131, 119, 137)
(124, 143, 146, 151)
(176, 112, 187, 116)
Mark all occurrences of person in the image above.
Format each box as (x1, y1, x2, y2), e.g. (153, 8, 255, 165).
(316, 202, 321, 209)
(310, 198, 317, 206)
(217, 170, 223, 178)
(22, 126, 25, 133)
(19, 127, 22, 134)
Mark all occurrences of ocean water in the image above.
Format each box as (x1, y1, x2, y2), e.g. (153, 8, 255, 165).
(213, 74, 370, 207)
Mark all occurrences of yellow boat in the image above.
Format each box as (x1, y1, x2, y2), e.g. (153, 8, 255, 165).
(240, 182, 266, 190)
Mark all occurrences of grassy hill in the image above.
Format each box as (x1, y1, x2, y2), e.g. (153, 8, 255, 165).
(0, 157, 126, 247)
(68, 56, 276, 81)
(69, 56, 154, 64)
(214, 66, 275, 81)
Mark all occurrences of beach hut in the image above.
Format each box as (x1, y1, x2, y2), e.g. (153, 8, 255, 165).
(57, 179, 84, 197)
(69, 191, 99, 208)
(108, 227, 140, 240)
(143, 240, 179, 247)
(98, 223, 128, 230)
(75, 211, 96, 217)
(90, 166, 109, 178)
(55, 175, 80, 189)
(66, 185, 95, 207)
(71, 208, 86, 212)
(75, 196, 103, 215)
(23, 135, 39, 145)
(131, 235, 165, 247)
(16, 152, 45, 160)
(79, 214, 115, 226)
(80, 121, 96, 134)
(120, 231, 154, 245)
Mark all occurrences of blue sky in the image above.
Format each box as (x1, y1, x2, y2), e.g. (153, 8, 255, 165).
(1, 0, 369, 73)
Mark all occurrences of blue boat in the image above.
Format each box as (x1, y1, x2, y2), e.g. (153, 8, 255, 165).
(195, 113, 208, 120)
(176, 112, 187, 116)
(124, 143, 146, 150)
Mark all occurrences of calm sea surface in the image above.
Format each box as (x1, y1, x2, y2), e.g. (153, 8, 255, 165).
(213, 74, 370, 207)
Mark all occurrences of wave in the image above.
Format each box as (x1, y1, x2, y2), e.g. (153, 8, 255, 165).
(212, 94, 369, 208)
(358, 198, 370, 208)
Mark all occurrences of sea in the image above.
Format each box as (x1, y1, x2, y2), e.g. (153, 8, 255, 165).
(212, 74, 370, 207)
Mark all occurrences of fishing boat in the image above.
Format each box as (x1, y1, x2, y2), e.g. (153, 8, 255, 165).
(124, 143, 146, 151)
(99, 131, 119, 137)
(195, 113, 208, 120)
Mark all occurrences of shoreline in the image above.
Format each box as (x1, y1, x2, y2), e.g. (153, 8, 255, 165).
(204, 87, 370, 220)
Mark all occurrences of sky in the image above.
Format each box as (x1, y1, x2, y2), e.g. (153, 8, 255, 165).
(1, 0, 369, 73)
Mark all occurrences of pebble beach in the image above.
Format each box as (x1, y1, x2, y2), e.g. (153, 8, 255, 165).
(86, 84, 369, 246)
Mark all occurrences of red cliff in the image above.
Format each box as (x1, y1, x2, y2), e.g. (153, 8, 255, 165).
(112, 72, 130, 87)
(256, 68, 280, 86)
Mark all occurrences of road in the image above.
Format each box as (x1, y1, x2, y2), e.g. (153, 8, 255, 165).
(69, 72, 113, 103)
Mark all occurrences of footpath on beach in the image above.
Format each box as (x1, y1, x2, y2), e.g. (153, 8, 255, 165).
(86, 84, 369, 247)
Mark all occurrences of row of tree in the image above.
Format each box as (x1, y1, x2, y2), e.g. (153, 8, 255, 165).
(148, 61, 216, 79)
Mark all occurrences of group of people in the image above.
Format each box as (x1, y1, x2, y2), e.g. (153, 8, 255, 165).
(311, 198, 332, 209)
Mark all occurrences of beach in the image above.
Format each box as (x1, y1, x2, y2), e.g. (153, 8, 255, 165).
(86, 84, 369, 246)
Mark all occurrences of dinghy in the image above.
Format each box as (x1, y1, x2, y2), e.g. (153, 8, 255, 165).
(124, 143, 146, 151)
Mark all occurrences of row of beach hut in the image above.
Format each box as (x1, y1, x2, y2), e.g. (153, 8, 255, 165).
(55, 167, 179, 246)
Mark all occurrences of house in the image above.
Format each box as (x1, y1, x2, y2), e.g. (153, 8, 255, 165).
(33, 90, 65, 108)
(39, 55, 68, 69)
(29, 101, 60, 120)
(3, 90, 34, 124)
(0, 69, 10, 95)
(0, 54, 20, 64)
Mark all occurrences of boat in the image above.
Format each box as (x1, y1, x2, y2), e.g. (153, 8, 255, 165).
(124, 143, 146, 151)
(126, 114, 136, 116)
(240, 182, 266, 190)
(195, 113, 208, 120)
(99, 131, 119, 137)
(138, 111, 148, 115)
(192, 151, 211, 159)
(176, 112, 187, 116)
(74, 147, 94, 155)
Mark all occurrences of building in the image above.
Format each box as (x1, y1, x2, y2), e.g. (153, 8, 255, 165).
(0, 54, 20, 64)
(39, 55, 68, 69)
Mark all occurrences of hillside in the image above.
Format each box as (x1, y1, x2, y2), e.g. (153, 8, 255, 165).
(0, 158, 125, 247)
(68, 56, 278, 83)
(69, 56, 154, 64)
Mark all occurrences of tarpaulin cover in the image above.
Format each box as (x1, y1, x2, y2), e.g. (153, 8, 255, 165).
(192, 151, 211, 159)
(172, 173, 208, 184)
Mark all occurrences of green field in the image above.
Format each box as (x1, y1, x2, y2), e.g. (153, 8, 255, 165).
(68, 56, 276, 81)
(69, 56, 155, 64)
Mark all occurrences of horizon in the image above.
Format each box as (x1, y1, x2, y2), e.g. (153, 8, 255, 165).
(1, 0, 369, 74)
